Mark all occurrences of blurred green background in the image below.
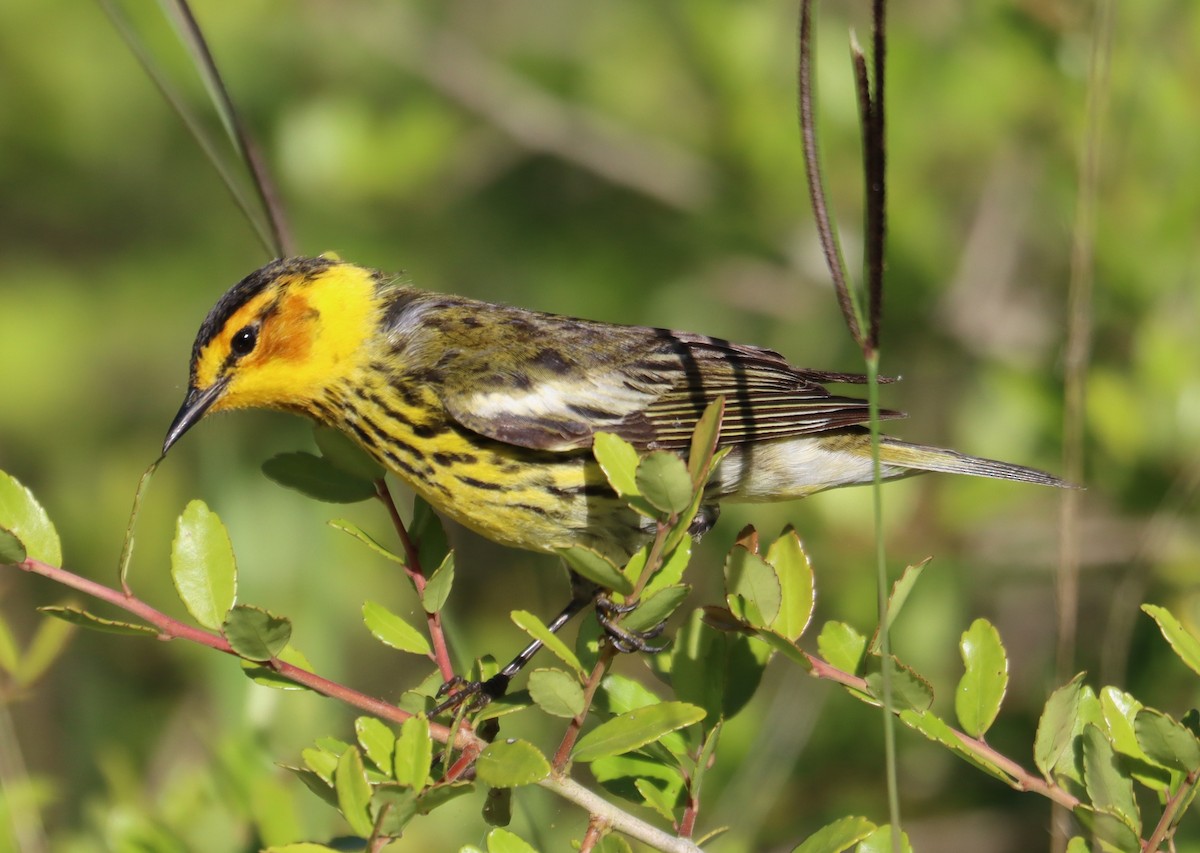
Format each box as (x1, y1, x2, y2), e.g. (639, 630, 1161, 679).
(2, 0, 1199, 850)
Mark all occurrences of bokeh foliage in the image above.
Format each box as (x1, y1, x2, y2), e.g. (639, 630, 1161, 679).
(2, 0, 1199, 850)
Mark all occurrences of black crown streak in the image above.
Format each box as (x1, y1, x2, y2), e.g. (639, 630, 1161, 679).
(189, 256, 339, 382)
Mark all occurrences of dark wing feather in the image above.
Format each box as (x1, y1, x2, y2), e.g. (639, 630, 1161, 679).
(425, 299, 902, 452)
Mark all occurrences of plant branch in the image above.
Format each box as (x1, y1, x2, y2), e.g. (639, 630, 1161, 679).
(797, 0, 861, 348)
(1143, 768, 1197, 853)
(14, 558, 475, 752)
(540, 773, 702, 853)
(553, 644, 617, 772)
(804, 650, 1081, 811)
(375, 480, 456, 683)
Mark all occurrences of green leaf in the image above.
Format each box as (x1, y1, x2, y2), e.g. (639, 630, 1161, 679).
(511, 610, 585, 675)
(264, 844, 341, 853)
(642, 538, 691, 599)
(899, 710, 1018, 785)
(557, 546, 633, 595)
(486, 827, 538, 853)
(313, 425, 385, 480)
(302, 742, 343, 784)
(242, 644, 315, 690)
(528, 668, 586, 718)
(262, 451, 376, 503)
(328, 519, 404, 564)
(410, 497, 449, 573)
(593, 432, 642, 498)
(421, 553, 455, 613)
(857, 826, 912, 853)
(766, 528, 814, 641)
(393, 715, 432, 792)
(1065, 838, 1090, 853)
(955, 618, 1008, 738)
(483, 786, 512, 828)
(363, 600, 432, 656)
(874, 559, 930, 651)
(591, 753, 684, 815)
(0, 471, 61, 566)
(1142, 604, 1200, 677)
(619, 584, 690, 635)
(355, 717, 395, 775)
(334, 746, 374, 837)
(1134, 708, 1200, 773)
(1035, 673, 1087, 778)
(1082, 725, 1140, 835)
(687, 397, 726, 484)
(724, 545, 781, 628)
(572, 701, 706, 762)
(635, 451, 694, 515)
(36, 606, 156, 637)
(862, 656, 934, 712)
(790, 815, 876, 853)
(635, 777, 678, 823)
(817, 621, 867, 675)
(369, 785, 418, 835)
(0, 528, 25, 565)
(222, 605, 291, 661)
(171, 499, 237, 630)
(475, 739, 551, 787)
(672, 608, 768, 724)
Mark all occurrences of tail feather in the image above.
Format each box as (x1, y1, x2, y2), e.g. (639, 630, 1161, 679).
(877, 438, 1073, 489)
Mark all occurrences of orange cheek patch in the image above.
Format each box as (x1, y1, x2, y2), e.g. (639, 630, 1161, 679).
(256, 294, 320, 364)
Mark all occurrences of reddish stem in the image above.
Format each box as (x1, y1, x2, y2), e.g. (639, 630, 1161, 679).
(553, 645, 617, 772)
(15, 558, 478, 752)
(375, 480, 456, 682)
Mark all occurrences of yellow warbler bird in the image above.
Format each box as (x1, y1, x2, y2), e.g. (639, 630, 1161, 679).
(164, 255, 1065, 563)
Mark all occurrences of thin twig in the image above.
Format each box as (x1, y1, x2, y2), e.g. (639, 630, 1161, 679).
(165, 0, 294, 255)
(540, 774, 702, 853)
(1143, 768, 1198, 852)
(14, 558, 484, 748)
(797, 0, 862, 348)
(375, 480, 456, 683)
(94, 0, 276, 256)
(553, 644, 617, 772)
(1057, 0, 1112, 845)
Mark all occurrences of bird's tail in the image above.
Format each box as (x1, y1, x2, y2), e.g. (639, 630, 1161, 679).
(876, 437, 1072, 488)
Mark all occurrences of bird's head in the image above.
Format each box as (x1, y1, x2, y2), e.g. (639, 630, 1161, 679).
(163, 256, 381, 455)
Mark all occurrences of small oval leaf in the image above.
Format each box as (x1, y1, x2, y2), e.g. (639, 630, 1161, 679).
(557, 546, 633, 596)
(334, 746, 374, 837)
(572, 702, 706, 762)
(791, 814, 877, 853)
(510, 610, 584, 676)
(766, 528, 814, 641)
(0, 528, 26, 565)
(421, 553, 455, 613)
(0, 471, 61, 566)
(1134, 707, 1200, 773)
(37, 606, 156, 637)
(363, 601, 432, 656)
(222, 605, 291, 661)
(475, 739, 551, 788)
(527, 668, 586, 718)
(393, 715, 432, 791)
(313, 426, 385, 480)
(1034, 672, 1087, 777)
(955, 618, 1008, 738)
(355, 716, 396, 774)
(171, 499, 237, 630)
(725, 545, 781, 628)
(635, 451, 694, 515)
(1142, 604, 1200, 677)
(593, 432, 642, 498)
(262, 452, 376, 503)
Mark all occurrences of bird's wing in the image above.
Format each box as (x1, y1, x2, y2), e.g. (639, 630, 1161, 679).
(433, 310, 902, 452)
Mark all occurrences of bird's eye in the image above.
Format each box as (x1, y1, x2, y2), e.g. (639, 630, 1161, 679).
(231, 325, 258, 357)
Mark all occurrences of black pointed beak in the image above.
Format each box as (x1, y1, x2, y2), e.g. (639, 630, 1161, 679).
(163, 378, 229, 455)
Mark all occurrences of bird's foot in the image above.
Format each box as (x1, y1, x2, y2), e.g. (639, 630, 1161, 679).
(432, 672, 511, 716)
(595, 594, 670, 654)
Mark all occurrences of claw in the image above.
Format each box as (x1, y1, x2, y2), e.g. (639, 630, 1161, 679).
(595, 595, 671, 654)
(431, 672, 511, 716)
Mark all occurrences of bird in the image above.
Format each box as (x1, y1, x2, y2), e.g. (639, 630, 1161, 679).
(164, 254, 1066, 566)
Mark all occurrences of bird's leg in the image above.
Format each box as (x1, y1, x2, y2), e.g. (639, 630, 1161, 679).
(433, 573, 599, 715)
(595, 594, 669, 654)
